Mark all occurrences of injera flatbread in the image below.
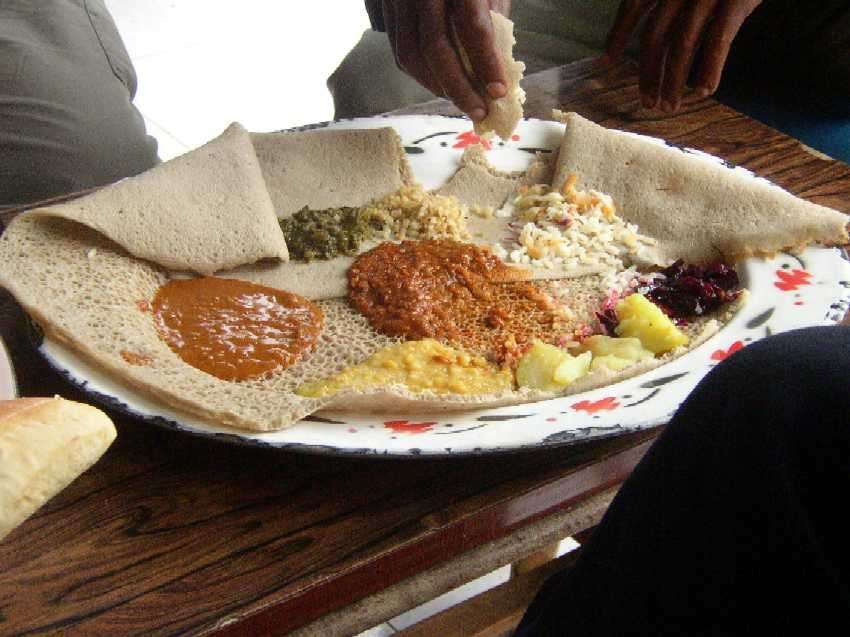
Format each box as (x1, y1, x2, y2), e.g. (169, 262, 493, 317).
(28, 123, 287, 276)
(217, 149, 570, 301)
(436, 145, 552, 210)
(0, 213, 729, 431)
(472, 11, 526, 141)
(552, 112, 849, 264)
(251, 128, 414, 219)
(214, 248, 597, 301)
(217, 254, 359, 301)
(436, 145, 524, 210)
(442, 146, 601, 280)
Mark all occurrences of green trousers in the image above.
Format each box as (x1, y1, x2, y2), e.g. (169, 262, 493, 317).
(0, 0, 158, 207)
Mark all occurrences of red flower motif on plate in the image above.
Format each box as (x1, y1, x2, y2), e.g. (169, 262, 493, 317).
(572, 397, 620, 413)
(774, 269, 812, 291)
(711, 340, 744, 361)
(384, 420, 437, 434)
(453, 131, 492, 150)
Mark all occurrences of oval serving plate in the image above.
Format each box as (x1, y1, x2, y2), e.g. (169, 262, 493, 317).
(38, 115, 850, 456)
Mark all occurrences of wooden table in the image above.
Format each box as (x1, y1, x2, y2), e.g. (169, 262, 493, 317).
(1, 59, 848, 637)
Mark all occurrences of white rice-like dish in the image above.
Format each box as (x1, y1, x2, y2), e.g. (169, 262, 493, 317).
(491, 179, 660, 270)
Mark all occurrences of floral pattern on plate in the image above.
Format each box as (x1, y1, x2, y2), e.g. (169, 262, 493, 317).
(37, 116, 850, 457)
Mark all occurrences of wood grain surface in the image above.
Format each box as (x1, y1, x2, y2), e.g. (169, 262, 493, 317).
(1, 58, 847, 637)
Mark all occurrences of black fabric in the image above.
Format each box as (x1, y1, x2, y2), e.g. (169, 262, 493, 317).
(515, 326, 850, 636)
(720, 0, 850, 114)
(365, 0, 385, 32)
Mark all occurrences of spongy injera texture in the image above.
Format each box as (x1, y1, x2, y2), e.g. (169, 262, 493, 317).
(28, 123, 287, 276)
(0, 216, 551, 429)
(0, 216, 390, 431)
(0, 215, 743, 430)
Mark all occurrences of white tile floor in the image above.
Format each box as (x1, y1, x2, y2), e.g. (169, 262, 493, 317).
(103, 2, 578, 633)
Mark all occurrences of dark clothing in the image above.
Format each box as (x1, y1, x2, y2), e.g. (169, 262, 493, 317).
(722, 0, 850, 116)
(515, 326, 850, 635)
(0, 0, 158, 208)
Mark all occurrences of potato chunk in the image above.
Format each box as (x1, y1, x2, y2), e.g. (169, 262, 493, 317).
(572, 334, 655, 372)
(615, 293, 688, 354)
(516, 341, 591, 392)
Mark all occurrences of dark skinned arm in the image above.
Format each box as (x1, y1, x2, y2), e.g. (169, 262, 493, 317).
(372, 0, 511, 121)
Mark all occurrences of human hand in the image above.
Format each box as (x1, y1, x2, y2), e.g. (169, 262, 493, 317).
(380, 0, 510, 121)
(605, 0, 762, 111)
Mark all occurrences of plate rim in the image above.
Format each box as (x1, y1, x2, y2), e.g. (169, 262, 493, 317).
(28, 114, 850, 456)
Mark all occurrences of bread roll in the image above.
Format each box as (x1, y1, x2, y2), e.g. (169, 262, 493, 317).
(0, 396, 116, 541)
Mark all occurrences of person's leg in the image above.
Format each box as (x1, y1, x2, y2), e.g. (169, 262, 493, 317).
(715, 0, 850, 161)
(328, 1, 624, 119)
(510, 0, 624, 72)
(516, 326, 850, 636)
(0, 0, 159, 208)
(722, 0, 850, 106)
(327, 29, 435, 120)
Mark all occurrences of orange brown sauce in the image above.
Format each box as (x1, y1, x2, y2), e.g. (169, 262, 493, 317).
(120, 350, 153, 366)
(348, 240, 568, 363)
(152, 277, 323, 382)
